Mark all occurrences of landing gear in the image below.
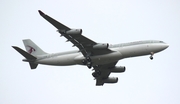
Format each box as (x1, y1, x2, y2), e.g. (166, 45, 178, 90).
(82, 59, 87, 65)
(87, 61, 92, 69)
(86, 56, 91, 62)
(92, 70, 101, 78)
(86, 56, 92, 69)
(92, 65, 101, 78)
(150, 56, 153, 60)
(150, 52, 154, 60)
(82, 56, 92, 69)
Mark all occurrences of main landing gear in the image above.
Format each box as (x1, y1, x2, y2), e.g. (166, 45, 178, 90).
(92, 70, 101, 78)
(150, 52, 154, 60)
(82, 56, 92, 69)
(87, 62, 92, 69)
(92, 65, 101, 78)
(82, 56, 102, 79)
(82, 57, 101, 78)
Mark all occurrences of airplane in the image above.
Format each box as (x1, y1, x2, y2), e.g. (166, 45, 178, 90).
(12, 10, 169, 86)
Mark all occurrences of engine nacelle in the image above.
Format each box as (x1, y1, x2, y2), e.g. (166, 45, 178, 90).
(111, 66, 126, 73)
(93, 43, 109, 49)
(66, 29, 82, 35)
(103, 77, 118, 83)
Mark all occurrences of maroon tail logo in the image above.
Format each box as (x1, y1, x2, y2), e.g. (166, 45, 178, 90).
(26, 46, 35, 54)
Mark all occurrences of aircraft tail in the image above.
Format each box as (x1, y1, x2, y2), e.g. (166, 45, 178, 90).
(13, 39, 48, 69)
(23, 39, 47, 56)
(12, 39, 47, 69)
(12, 46, 38, 69)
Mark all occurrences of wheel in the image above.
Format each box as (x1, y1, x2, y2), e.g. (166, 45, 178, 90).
(87, 62, 92, 69)
(87, 65, 92, 69)
(150, 56, 153, 60)
(86, 56, 91, 62)
(92, 70, 101, 78)
(92, 72, 98, 77)
(150, 52, 154, 60)
(82, 59, 87, 65)
(96, 70, 101, 75)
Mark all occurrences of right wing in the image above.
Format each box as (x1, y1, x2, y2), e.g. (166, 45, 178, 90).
(38, 10, 113, 57)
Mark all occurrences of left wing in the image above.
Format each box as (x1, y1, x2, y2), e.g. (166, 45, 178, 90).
(38, 10, 112, 57)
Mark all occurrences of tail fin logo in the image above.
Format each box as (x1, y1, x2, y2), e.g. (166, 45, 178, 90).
(26, 46, 36, 54)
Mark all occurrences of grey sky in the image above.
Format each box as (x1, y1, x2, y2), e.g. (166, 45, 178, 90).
(1, 0, 180, 104)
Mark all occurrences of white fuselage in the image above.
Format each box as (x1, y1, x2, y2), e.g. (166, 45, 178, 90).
(33, 40, 168, 66)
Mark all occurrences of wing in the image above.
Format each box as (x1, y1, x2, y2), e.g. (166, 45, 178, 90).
(93, 62, 118, 86)
(38, 10, 112, 57)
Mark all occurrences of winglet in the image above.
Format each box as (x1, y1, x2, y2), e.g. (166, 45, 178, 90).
(38, 10, 45, 16)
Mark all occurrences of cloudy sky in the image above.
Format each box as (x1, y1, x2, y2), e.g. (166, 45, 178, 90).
(1, 0, 180, 104)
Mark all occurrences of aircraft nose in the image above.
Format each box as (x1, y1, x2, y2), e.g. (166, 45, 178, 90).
(164, 44, 169, 49)
(162, 44, 169, 50)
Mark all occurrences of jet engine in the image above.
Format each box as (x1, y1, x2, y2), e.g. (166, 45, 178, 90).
(103, 77, 118, 83)
(66, 29, 82, 35)
(110, 66, 126, 73)
(93, 43, 109, 49)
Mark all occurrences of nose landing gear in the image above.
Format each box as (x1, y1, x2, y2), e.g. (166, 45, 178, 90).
(150, 52, 154, 60)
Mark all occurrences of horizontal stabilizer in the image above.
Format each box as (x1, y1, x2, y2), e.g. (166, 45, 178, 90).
(12, 46, 36, 60)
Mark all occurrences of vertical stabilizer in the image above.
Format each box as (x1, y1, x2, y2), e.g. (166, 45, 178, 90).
(23, 39, 47, 56)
